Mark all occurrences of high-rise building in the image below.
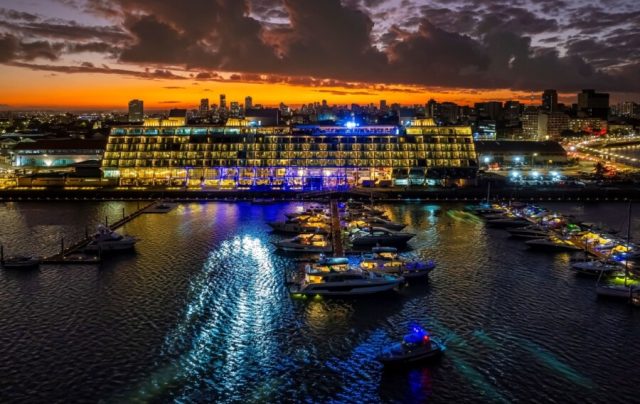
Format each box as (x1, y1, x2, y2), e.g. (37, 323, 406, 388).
(438, 102, 460, 124)
(380, 100, 387, 111)
(230, 101, 240, 118)
(199, 98, 209, 116)
(475, 101, 503, 120)
(577, 89, 609, 119)
(244, 96, 253, 110)
(128, 99, 144, 122)
(219, 94, 227, 109)
(503, 101, 521, 123)
(426, 99, 437, 118)
(522, 108, 540, 140)
(542, 89, 558, 112)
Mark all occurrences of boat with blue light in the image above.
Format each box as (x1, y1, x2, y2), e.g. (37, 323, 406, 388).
(378, 324, 444, 366)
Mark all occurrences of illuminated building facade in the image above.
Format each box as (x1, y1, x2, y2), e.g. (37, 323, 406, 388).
(102, 118, 477, 189)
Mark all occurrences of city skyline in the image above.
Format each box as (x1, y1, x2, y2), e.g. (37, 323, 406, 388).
(1, 0, 640, 109)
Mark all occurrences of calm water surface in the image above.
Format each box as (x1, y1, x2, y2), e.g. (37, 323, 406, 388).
(0, 201, 639, 403)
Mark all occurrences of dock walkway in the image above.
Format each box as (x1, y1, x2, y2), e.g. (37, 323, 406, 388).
(330, 199, 344, 257)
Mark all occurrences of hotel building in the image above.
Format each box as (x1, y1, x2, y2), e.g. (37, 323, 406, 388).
(102, 118, 477, 189)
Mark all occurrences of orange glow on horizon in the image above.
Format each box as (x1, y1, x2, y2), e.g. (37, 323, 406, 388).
(0, 65, 547, 111)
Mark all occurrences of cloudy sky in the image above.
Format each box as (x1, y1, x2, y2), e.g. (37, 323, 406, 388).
(0, 0, 639, 109)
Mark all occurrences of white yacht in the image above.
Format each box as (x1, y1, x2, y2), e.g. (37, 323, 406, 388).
(349, 227, 415, 247)
(360, 247, 435, 279)
(274, 233, 333, 253)
(347, 216, 406, 231)
(289, 267, 404, 296)
(84, 226, 137, 252)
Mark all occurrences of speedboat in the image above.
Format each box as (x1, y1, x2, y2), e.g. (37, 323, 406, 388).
(274, 233, 333, 253)
(361, 247, 435, 279)
(84, 225, 137, 252)
(145, 199, 176, 213)
(571, 260, 620, 276)
(1, 255, 41, 269)
(350, 227, 415, 247)
(377, 324, 444, 367)
(525, 237, 581, 252)
(289, 267, 403, 296)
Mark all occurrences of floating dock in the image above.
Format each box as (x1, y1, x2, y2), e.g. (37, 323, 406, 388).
(41, 201, 154, 264)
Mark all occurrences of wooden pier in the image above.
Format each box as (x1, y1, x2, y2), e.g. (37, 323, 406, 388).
(41, 201, 155, 264)
(330, 199, 344, 257)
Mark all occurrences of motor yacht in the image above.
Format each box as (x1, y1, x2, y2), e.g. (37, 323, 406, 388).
(346, 216, 406, 231)
(289, 267, 404, 296)
(377, 324, 444, 367)
(525, 237, 581, 252)
(274, 233, 333, 253)
(360, 247, 435, 279)
(268, 216, 330, 234)
(486, 216, 530, 228)
(285, 206, 327, 219)
(349, 227, 415, 247)
(571, 260, 620, 276)
(84, 225, 137, 252)
(506, 226, 550, 240)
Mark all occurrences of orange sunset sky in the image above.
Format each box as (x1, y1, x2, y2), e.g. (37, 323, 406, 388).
(0, 65, 549, 111)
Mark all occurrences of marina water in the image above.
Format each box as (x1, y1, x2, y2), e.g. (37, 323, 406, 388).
(1, 201, 639, 402)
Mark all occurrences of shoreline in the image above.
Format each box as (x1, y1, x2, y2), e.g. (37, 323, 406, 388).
(0, 186, 638, 202)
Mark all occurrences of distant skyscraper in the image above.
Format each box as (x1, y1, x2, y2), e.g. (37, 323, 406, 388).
(380, 100, 387, 111)
(220, 94, 227, 109)
(542, 89, 558, 112)
(578, 89, 609, 119)
(475, 101, 503, 120)
(426, 99, 438, 118)
(199, 98, 209, 116)
(503, 101, 521, 123)
(128, 99, 143, 122)
(321, 99, 328, 109)
(245, 96, 253, 110)
(230, 101, 240, 118)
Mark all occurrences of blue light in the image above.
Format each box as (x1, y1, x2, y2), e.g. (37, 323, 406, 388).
(345, 121, 356, 129)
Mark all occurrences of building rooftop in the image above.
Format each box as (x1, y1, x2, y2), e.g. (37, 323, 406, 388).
(12, 139, 107, 151)
(475, 140, 566, 154)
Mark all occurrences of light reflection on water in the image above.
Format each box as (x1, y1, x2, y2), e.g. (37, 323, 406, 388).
(0, 201, 639, 403)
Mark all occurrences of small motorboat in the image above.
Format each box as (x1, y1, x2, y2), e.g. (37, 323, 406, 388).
(145, 200, 176, 213)
(377, 324, 444, 367)
(505, 225, 550, 240)
(1, 255, 41, 269)
(84, 225, 137, 252)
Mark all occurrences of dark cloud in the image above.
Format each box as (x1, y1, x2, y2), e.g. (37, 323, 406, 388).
(0, 8, 38, 22)
(1, 0, 639, 94)
(163, 86, 185, 89)
(158, 100, 181, 104)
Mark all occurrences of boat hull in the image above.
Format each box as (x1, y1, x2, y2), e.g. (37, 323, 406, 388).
(290, 281, 401, 296)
